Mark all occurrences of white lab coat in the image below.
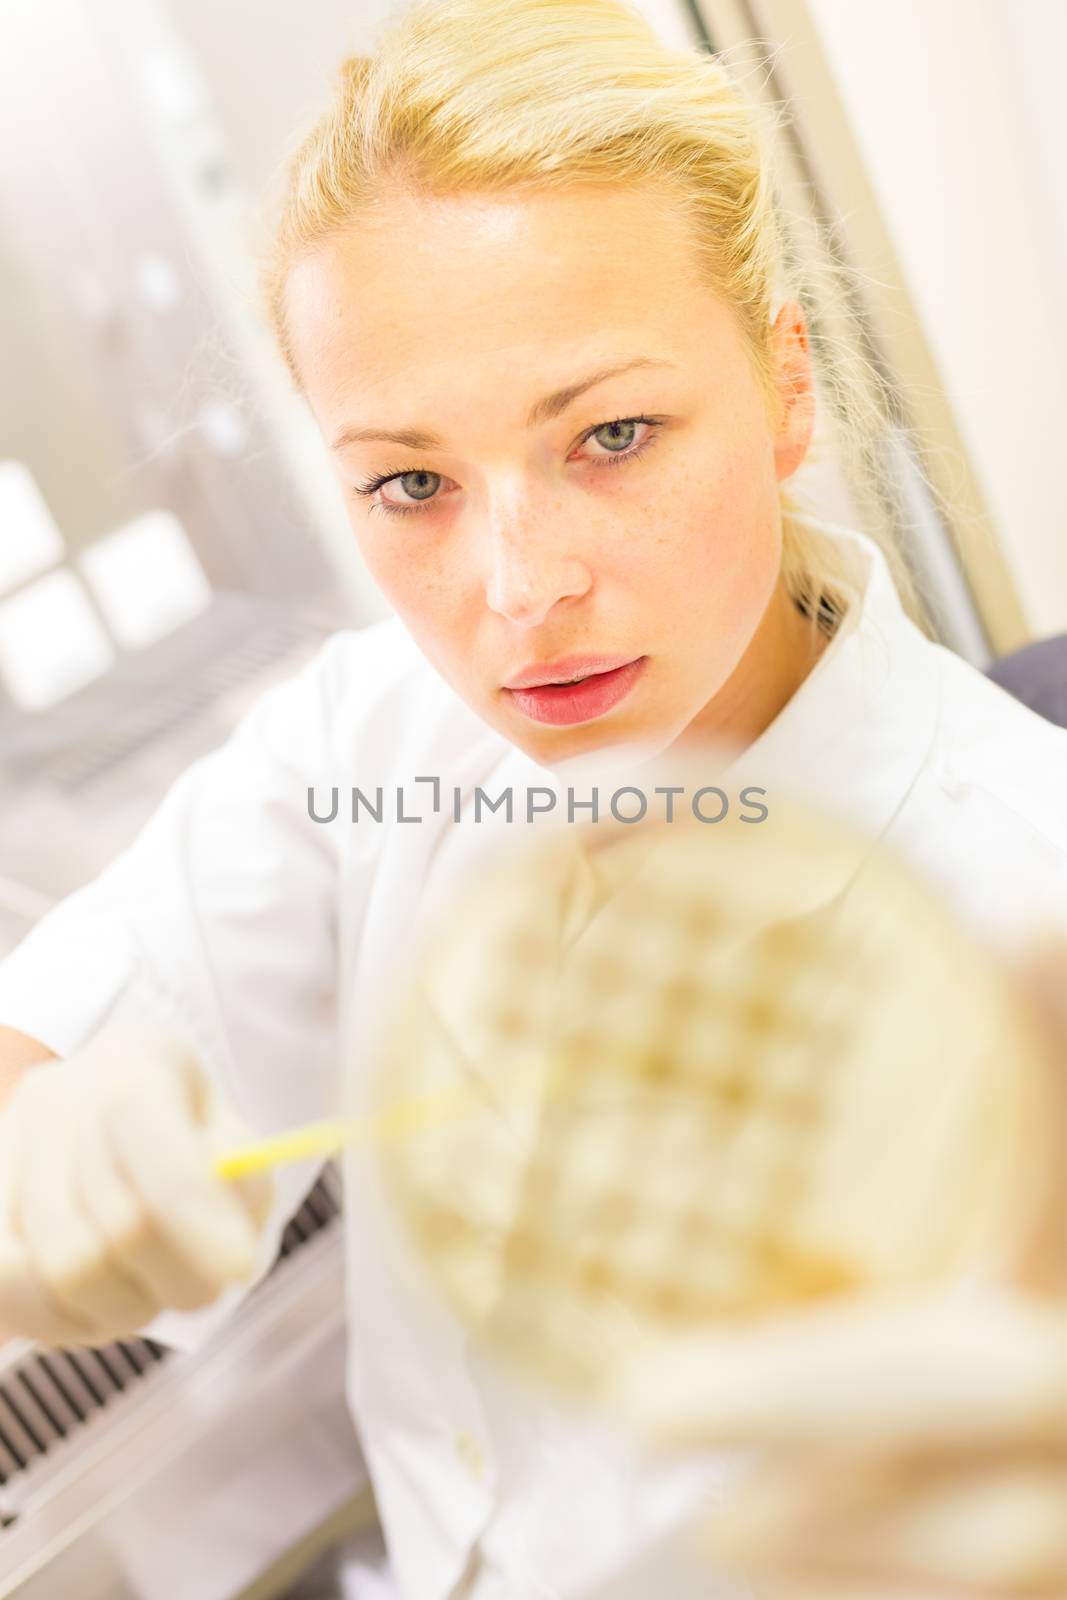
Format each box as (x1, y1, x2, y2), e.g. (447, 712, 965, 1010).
(3, 510, 1067, 1599)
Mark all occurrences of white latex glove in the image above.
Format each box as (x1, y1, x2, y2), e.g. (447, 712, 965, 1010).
(611, 1286, 1067, 1596)
(0, 1023, 274, 1347)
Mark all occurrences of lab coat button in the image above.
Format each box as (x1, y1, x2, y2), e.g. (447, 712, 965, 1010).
(455, 1429, 485, 1480)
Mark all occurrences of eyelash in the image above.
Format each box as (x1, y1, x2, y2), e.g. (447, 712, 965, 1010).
(352, 414, 665, 519)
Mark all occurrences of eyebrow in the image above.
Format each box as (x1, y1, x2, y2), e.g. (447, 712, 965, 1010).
(329, 357, 676, 453)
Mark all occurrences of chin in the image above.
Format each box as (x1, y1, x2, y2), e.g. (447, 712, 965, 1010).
(528, 720, 672, 773)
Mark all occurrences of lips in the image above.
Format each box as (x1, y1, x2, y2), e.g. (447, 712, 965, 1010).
(503, 656, 648, 727)
(503, 653, 639, 690)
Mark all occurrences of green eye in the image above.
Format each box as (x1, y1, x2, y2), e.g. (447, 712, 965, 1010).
(354, 415, 664, 520)
(592, 419, 639, 452)
(394, 470, 440, 501)
(582, 415, 663, 470)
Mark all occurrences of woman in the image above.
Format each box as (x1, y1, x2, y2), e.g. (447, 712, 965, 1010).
(2, 0, 1067, 1593)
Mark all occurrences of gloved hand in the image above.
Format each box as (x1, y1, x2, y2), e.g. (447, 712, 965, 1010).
(613, 1286, 1067, 1596)
(0, 1023, 275, 1347)
(606, 935, 1067, 1598)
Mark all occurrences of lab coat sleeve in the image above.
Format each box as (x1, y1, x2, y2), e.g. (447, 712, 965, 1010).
(0, 630, 359, 1351)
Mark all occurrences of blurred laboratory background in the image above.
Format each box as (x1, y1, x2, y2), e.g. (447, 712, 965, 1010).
(0, 0, 1064, 1596)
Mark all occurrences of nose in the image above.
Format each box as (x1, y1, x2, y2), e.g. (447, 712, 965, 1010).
(483, 504, 592, 627)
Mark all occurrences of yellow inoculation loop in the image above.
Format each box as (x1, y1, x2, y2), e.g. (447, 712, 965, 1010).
(213, 1083, 484, 1179)
(212, 1057, 579, 1180)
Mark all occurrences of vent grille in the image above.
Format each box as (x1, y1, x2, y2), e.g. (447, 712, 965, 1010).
(0, 1163, 341, 1508)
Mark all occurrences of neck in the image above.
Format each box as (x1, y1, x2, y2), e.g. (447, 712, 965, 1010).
(677, 577, 830, 757)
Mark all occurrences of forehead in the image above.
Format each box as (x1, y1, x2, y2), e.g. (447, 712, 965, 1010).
(282, 184, 723, 419)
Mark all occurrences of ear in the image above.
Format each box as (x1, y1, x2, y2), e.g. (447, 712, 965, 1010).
(769, 300, 816, 483)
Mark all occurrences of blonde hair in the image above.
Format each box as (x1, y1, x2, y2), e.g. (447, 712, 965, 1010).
(254, 0, 929, 636)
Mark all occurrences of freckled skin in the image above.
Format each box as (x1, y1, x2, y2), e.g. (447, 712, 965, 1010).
(283, 182, 824, 769)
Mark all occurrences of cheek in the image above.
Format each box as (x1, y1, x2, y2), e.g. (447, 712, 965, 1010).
(354, 526, 471, 660)
(354, 523, 447, 614)
(623, 445, 778, 604)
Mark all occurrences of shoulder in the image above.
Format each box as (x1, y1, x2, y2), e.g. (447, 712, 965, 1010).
(893, 642, 1067, 950)
(291, 615, 431, 709)
(927, 642, 1067, 852)
(277, 616, 501, 775)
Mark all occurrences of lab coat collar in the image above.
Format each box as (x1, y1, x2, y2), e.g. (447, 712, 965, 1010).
(714, 513, 942, 911)
(487, 515, 942, 925)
